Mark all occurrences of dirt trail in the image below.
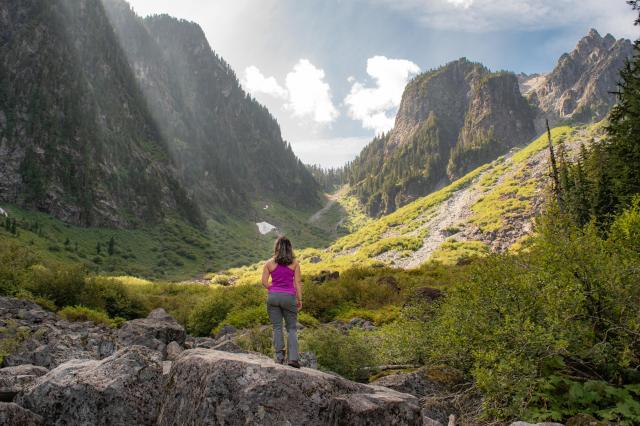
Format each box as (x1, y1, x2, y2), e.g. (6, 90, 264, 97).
(308, 187, 347, 224)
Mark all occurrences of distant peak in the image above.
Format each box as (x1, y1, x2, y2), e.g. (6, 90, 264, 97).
(587, 28, 602, 40)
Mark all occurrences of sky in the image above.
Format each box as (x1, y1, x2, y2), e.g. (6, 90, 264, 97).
(124, 0, 639, 168)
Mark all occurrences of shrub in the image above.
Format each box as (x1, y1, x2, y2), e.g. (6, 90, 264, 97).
(25, 264, 86, 308)
(426, 207, 640, 422)
(187, 284, 264, 336)
(298, 311, 320, 327)
(79, 277, 147, 320)
(334, 305, 400, 325)
(301, 326, 376, 381)
(214, 305, 269, 335)
(235, 326, 273, 356)
(58, 305, 116, 328)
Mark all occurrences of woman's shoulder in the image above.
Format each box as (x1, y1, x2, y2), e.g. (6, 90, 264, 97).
(264, 258, 276, 268)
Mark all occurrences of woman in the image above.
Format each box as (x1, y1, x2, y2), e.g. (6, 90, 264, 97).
(261, 236, 303, 368)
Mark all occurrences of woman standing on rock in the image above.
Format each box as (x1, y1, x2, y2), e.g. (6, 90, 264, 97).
(261, 236, 303, 368)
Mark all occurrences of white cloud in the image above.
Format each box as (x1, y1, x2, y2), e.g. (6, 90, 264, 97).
(242, 66, 287, 99)
(242, 60, 339, 124)
(285, 59, 339, 123)
(370, 0, 639, 36)
(344, 56, 420, 134)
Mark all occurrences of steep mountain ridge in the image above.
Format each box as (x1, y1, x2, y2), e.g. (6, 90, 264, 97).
(347, 58, 535, 216)
(102, 0, 321, 213)
(521, 29, 633, 130)
(0, 0, 321, 229)
(348, 29, 632, 218)
(0, 0, 202, 228)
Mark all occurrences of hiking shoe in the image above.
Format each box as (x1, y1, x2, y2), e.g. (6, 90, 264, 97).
(288, 360, 301, 369)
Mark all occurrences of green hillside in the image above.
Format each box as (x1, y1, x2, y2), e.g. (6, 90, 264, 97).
(217, 123, 601, 285)
(0, 199, 335, 280)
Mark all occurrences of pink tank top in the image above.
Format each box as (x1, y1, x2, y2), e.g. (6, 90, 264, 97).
(269, 263, 296, 295)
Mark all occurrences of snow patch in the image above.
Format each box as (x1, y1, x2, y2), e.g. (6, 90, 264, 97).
(256, 221, 276, 235)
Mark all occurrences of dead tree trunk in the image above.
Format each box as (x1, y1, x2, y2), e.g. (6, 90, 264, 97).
(547, 119, 564, 211)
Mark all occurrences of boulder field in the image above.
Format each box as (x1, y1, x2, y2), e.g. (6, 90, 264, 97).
(0, 297, 422, 425)
(0, 297, 571, 425)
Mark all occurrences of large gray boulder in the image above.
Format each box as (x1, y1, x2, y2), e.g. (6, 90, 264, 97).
(157, 349, 421, 425)
(509, 422, 564, 426)
(17, 346, 164, 426)
(0, 364, 49, 402)
(509, 423, 564, 426)
(117, 308, 186, 357)
(0, 402, 43, 426)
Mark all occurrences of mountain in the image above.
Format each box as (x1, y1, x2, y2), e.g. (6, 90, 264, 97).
(348, 30, 633, 218)
(0, 0, 202, 228)
(221, 122, 604, 284)
(347, 58, 535, 216)
(102, 0, 321, 213)
(521, 29, 633, 131)
(0, 0, 321, 229)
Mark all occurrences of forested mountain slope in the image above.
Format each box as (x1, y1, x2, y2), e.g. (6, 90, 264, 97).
(0, 0, 202, 228)
(347, 58, 535, 216)
(0, 0, 321, 229)
(102, 0, 321, 213)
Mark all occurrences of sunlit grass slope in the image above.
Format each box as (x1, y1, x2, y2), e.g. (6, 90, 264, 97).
(216, 123, 602, 285)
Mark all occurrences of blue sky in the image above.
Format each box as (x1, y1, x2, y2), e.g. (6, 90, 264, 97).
(125, 0, 639, 168)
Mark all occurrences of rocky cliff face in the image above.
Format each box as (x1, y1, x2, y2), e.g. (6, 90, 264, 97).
(102, 0, 321, 213)
(0, 0, 203, 228)
(348, 58, 535, 216)
(521, 29, 633, 131)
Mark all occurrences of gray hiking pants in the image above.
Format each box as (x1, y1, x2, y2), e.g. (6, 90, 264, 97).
(267, 292, 298, 362)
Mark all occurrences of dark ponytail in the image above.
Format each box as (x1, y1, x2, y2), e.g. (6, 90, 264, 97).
(273, 236, 294, 265)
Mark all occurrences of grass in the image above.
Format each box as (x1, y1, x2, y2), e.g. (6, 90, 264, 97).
(429, 239, 490, 265)
(0, 198, 338, 280)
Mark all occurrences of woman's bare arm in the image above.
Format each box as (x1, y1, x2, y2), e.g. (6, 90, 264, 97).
(294, 261, 302, 310)
(261, 261, 272, 289)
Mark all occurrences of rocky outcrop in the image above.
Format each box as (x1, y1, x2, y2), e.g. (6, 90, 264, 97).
(116, 308, 186, 357)
(17, 346, 164, 426)
(2, 297, 422, 425)
(521, 29, 633, 131)
(0, 298, 117, 369)
(0, 402, 43, 426)
(158, 349, 422, 425)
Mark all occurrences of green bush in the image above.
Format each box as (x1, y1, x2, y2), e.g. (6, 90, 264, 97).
(58, 305, 118, 328)
(235, 326, 273, 356)
(24, 264, 86, 308)
(187, 284, 264, 336)
(298, 311, 320, 327)
(334, 305, 400, 325)
(301, 326, 376, 381)
(425, 206, 640, 422)
(79, 277, 147, 320)
(214, 305, 269, 335)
